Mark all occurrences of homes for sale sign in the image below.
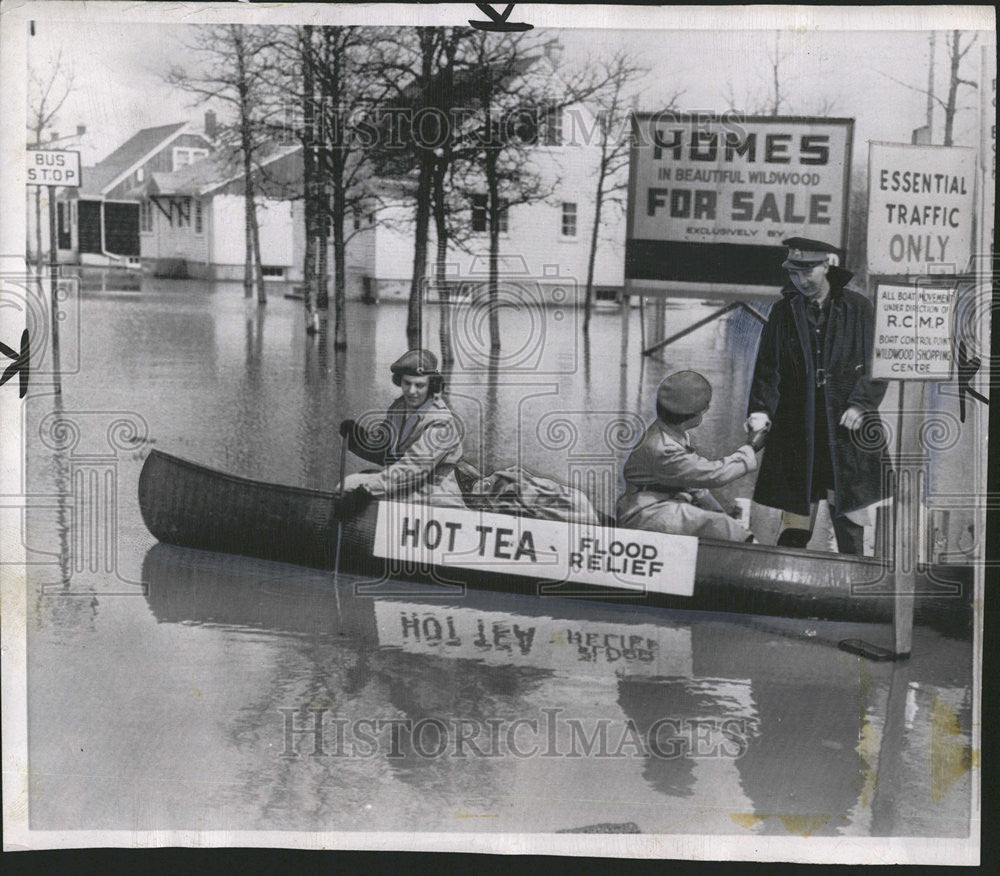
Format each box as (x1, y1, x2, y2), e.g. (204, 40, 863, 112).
(866, 143, 975, 276)
(626, 113, 853, 288)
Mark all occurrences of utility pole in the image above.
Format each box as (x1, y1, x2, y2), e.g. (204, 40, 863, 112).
(927, 31, 936, 137)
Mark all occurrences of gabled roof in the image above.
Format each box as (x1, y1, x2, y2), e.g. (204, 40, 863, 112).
(144, 150, 237, 197)
(136, 143, 300, 198)
(80, 122, 204, 197)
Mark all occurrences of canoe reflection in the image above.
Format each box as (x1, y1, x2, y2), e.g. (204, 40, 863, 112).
(140, 543, 968, 833)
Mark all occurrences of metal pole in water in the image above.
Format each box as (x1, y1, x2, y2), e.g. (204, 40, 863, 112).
(619, 287, 630, 368)
(892, 381, 923, 659)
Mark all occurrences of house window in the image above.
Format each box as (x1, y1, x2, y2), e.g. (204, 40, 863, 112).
(172, 147, 209, 170)
(136, 167, 144, 183)
(194, 199, 203, 234)
(561, 202, 577, 237)
(140, 200, 153, 233)
(261, 265, 285, 278)
(353, 209, 361, 231)
(471, 195, 508, 233)
(544, 106, 564, 146)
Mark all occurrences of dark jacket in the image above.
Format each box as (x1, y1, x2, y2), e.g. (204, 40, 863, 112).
(748, 266, 890, 516)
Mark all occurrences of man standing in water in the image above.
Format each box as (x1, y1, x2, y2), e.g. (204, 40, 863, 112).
(339, 349, 466, 508)
(747, 238, 890, 555)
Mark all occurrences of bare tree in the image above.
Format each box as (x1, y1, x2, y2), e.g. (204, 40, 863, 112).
(426, 28, 480, 365)
(464, 33, 622, 351)
(580, 52, 652, 332)
(27, 49, 74, 270)
(879, 29, 979, 146)
(942, 30, 979, 146)
(169, 25, 275, 304)
(365, 26, 488, 354)
(298, 25, 320, 334)
(363, 28, 442, 349)
(766, 31, 791, 116)
(312, 26, 393, 348)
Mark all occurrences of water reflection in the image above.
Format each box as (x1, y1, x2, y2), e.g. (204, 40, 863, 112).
(137, 543, 972, 834)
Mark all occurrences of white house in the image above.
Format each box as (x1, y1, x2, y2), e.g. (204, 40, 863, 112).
(55, 118, 214, 267)
(131, 40, 627, 302)
(135, 145, 375, 286)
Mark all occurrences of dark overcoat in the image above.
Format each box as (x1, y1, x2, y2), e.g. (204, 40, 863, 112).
(747, 266, 891, 516)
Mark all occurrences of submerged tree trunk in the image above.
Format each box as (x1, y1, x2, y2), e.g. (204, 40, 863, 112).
(485, 149, 501, 353)
(407, 153, 433, 350)
(243, 174, 254, 298)
(583, 174, 604, 333)
(300, 25, 319, 333)
(433, 187, 452, 365)
(249, 195, 266, 305)
(302, 213, 318, 334)
(316, 224, 329, 310)
(332, 218, 347, 350)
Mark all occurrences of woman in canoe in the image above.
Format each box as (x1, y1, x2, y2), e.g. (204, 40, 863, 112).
(338, 348, 467, 508)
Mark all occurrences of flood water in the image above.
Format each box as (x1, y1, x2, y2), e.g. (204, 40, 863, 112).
(23, 275, 974, 837)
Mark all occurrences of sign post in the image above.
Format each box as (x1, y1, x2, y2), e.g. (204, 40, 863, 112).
(872, 281, 957, 657)
(26, 149, 80, 396)
(860, 141, 975, 658)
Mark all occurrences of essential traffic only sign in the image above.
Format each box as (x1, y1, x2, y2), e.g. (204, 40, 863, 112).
(26, 149, 81, 187)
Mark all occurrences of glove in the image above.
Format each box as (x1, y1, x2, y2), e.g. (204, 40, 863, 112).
(339, 419, 356, 439)
(334, 484, 371, 518)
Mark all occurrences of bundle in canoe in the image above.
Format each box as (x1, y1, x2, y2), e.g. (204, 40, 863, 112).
(137, 449, 971, 631)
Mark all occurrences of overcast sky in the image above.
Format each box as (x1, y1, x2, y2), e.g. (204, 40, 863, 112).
(27, 20, 989, 167)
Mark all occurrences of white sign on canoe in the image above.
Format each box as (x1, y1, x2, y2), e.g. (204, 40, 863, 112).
(372, 502, 698, 597)
(866, 142, 976, 276)
(872, 282, 956, 380)
(26, 148, 81, 187)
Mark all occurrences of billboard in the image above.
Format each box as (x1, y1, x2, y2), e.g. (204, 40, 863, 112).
(866, 142, 976, 276)
(626, 113, 853, 288)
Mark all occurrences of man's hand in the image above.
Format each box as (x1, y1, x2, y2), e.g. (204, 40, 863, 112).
(746, 412, 771, 434)
(339, 419, 356, 439)
(839, 406, 864, 431)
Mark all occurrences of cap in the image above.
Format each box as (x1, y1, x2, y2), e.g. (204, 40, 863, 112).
(656, 370, 713, 417)
(781, 237, 843, 270)
(390, 348, 439, 377)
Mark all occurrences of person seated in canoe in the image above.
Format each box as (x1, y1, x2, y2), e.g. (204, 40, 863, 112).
(338, 348, 467, 509)
(617, 370, 767, 542)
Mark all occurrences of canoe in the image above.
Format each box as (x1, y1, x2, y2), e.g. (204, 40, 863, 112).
(138, 449, 972, 631)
